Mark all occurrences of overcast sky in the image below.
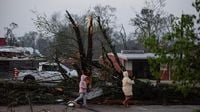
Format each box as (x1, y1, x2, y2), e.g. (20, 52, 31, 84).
(0, 0, 195, 37)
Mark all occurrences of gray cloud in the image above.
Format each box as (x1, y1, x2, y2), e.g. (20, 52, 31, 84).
(0, 0, 195, 37)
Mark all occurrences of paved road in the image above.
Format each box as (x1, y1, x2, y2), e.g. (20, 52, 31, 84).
(0, 104, 199, 112)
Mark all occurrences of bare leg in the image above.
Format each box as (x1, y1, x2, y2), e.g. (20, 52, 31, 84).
(122, 97, 128, 106)
(123, 96, 132, 107)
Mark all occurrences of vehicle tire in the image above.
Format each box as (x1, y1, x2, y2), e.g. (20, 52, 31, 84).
(23, 75, 35, 82)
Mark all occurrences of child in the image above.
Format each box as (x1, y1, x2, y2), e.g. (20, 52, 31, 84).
(122, 71, 135, 107)
(74, 72, 88, 107)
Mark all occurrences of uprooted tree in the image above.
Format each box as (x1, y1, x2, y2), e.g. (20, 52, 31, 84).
(65, 5, 126, 84)
(65, 11, 93, 77)
(34, 5, 126, 83)
(92, 5, 126, 75)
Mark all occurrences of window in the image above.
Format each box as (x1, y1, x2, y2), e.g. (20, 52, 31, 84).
(42, 65, 58, 71)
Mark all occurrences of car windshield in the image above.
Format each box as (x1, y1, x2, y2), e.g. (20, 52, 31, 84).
(42, 65, 58, 71)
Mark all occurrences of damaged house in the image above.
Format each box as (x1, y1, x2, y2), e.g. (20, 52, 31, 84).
(0, 40, 44, 79)
(106, 50, 171, 80)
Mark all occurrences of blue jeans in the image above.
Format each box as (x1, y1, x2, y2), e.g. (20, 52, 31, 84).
(74, 93, 87, 105)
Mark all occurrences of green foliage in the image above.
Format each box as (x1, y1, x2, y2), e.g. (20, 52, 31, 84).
(143, 1, 200, 94)
(0, 81, 67, 105)
(166, 15, 199, 85)
(148, 58, 160, 80)
(57, 78, 79, 97)
(134, 80, 157, 100)
(193, 109, 200, 112)
(133, 80, 200, 104)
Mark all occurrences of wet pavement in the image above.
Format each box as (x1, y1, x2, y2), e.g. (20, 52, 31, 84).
(0, 104, 199, 112)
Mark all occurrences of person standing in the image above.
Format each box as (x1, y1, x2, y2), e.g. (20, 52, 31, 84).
(13, 67, 20, 80)
(74, 71, 88, 107)
(122, 71, 135, 107)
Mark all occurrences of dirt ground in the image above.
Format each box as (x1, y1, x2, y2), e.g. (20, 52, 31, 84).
(0, 104, 200, 112)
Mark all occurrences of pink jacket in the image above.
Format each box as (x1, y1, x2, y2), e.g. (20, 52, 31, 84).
(79, 74, 87, 93)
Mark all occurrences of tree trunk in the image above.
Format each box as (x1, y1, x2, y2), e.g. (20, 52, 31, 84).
(86, 16, 93, 77)
(97, 16, 125, 73)
(66, 10, 87, 73)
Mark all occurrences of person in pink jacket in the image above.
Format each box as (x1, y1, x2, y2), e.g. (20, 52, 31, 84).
(122, 71, 135, 107)
(74, 72, 88, 106)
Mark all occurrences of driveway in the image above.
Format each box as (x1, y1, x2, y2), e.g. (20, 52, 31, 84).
(0, 104, 199, 112)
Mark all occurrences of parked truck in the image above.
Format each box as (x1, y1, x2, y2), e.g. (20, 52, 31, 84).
(17, 62, 78, 82)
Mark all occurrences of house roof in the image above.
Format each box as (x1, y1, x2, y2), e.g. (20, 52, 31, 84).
(0, 46, 22, 53)
(0, 46, 43, 57)
(117, 52, 155, 60)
